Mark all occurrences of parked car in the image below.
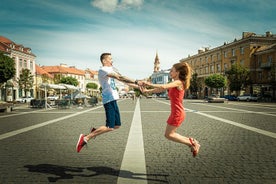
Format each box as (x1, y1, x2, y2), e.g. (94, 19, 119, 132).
(237, 94, 260, 102)
(206, 94, 225, 103)
(250, 94, 260, 102)
(47, 95, 59, 100)
(16, 96, 34, 103)
(221, 95, 237, 101)
(187, 94, 198, 99)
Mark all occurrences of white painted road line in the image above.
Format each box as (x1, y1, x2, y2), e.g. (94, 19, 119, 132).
(0, 106, 103, 141)
(192, 103, 276, 117)
(153, 99, 276, 139)
(191, 110, 276, 139)
(118, 98, 147, 184)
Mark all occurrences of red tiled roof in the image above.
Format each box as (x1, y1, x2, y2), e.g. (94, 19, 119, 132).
(0, 42, 7, 52)
(35, 64, 54, 78)
(86, 69, 98, 75)
(85, 69, 98, 78)
(42, 65, 85, 76)
(0, 35, 35, 56)
(0, 36, 12, 44)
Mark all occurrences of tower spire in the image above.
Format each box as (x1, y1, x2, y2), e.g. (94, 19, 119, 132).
(154, 52, 160, 73)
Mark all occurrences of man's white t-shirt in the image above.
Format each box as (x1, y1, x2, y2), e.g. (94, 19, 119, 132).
(98, 66, 119, 104)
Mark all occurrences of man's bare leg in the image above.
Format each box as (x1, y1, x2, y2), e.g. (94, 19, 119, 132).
(85, 125, 120, 141)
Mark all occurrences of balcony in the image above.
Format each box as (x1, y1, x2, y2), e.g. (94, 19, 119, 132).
(260, 62, 272, 69)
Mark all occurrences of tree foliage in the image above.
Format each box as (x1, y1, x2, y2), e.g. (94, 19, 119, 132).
(86, 82, 98, 89)
(205, 74, 226, 89)
(60, 76, 79, 86)
(0, 52, 16, 84)
(53, 74, 62, 84)
(17, 68, 34, 95)
(225, 64, 250, 92)
(190, 73, 201, 93)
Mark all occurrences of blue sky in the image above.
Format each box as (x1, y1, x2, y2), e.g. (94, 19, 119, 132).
(1, 0, 275, 79)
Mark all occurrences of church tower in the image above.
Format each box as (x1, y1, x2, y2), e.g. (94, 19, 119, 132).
(154, 52, 160, 73)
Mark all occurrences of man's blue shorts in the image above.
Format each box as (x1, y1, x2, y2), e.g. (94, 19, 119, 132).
(104, 100, 121, 128)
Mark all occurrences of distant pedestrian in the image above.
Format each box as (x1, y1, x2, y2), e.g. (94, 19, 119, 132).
(140, 62, 200, 157)
(76, 53, 141, 152)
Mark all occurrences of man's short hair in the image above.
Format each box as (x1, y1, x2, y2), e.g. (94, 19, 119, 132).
(100, 53, 111, 63)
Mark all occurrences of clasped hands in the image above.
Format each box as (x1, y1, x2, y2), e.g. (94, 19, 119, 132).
(135, 80, 152, 93)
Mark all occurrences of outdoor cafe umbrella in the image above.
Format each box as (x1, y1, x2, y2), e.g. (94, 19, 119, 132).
(59, 84, 79, 90)
(39, 83, 67, 90)
(39, 83, 67, 108)
(74, 93, 90, 99)
(59, 84, 79, 100)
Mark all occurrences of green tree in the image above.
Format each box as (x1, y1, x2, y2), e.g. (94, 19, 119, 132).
(53, 74, 62, 84)
(0, 52, 16, 85)
(86, 82, 98, 89)
(17, 68, 34, 96)
(225, 64, 250, 93)
(190, 73, 201, 94)
(60, 76, 79, 86)
(205, 74, 226, 90)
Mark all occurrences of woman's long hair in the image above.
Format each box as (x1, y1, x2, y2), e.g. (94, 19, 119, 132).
(173, 62, 192, 90)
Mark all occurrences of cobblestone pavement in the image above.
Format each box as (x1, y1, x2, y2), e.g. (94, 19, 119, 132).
(0, 98, 275, 184)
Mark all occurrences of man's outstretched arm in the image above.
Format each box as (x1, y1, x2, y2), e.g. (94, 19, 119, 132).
(108, 73, 140, 85)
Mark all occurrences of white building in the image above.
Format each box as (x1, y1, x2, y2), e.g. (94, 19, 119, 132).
(150, 52, 171, 97)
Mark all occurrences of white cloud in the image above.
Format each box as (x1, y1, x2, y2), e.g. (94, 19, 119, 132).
(120, 0, 143, 9)
(91, 0, 144, 13)
(91, 0, 118, 13)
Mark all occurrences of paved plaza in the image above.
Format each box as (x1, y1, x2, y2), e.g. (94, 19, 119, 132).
(0, 98, 275, 184)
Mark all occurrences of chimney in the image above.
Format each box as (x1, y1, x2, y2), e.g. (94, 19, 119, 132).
(60, 63, 68, 67)
(242, 32, 256, 38)
(198, 49, 204, 54)
(266, 31, 272, 37)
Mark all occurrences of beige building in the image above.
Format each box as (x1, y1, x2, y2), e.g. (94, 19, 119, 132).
(35, 64, 54, 98)
(84, 69, 100, 97)
(42, 64, 86, 92)
(0, 36, 36, 101)
(180, 31, 276, 101)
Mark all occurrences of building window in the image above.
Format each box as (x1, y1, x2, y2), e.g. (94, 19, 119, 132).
(19, 59, 23, 67)
(224, 63, 228, 71)
(240, 60, 244, 66)
(211, 65, 214, 73)
(257, 56, 262, 67)
(268, 55, 272, 63)
(240, 47, 244, 55)
(205, 56, 208, 63)
(268, 71, 271, 80)
(224, 51, 227, 58)
(205, 66, 209, 74)
(210, 55, 213, 62)
(217, 64, 221, 72)
(30, 61, 33, 70)
(258, 72, 262, 80)
(217, 53, 221, 60)
(24, 60, 27, 68)
(232, 49, 236, 56)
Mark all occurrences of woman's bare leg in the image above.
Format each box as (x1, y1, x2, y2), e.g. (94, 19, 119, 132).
(164, 124, 191, 147)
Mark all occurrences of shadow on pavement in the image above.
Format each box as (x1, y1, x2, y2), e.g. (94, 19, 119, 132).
(24, 164, 168, 183)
